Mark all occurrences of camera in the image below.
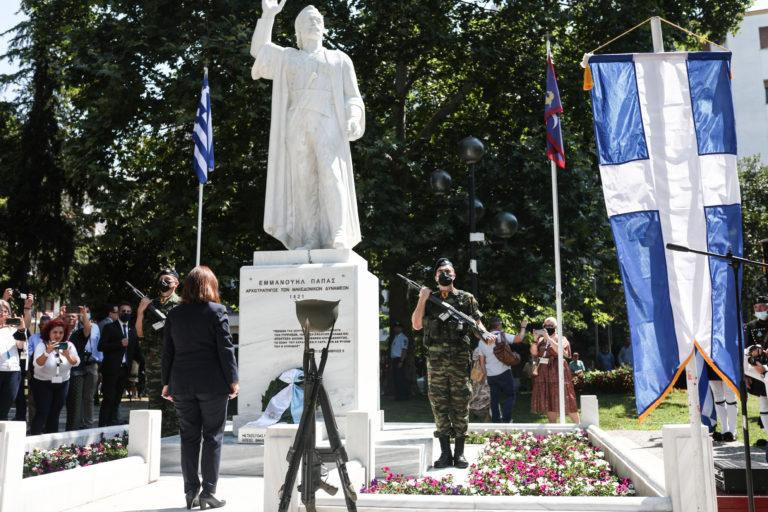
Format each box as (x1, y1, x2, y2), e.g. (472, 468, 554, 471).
(747, 345, 768, 366)
(65, 305, 79, 314)
(5, 318, 21, 326)
(11, 289, 27, 300)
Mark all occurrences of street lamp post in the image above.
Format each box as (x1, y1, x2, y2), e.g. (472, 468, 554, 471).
(458, 136, 485, 297)
(429, 136, 519, 297)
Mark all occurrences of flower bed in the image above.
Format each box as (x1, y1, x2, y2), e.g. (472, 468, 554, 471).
(23, 432, 128, 478)
(573, 366, 634, 394)
(361, 430, 635, 497)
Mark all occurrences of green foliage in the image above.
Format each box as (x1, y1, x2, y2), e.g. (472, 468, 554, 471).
(738, 155, 768, 303)
(0, 0, 752, 328)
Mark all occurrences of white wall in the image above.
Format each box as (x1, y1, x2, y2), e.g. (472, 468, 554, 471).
(727, 8, 768, 164)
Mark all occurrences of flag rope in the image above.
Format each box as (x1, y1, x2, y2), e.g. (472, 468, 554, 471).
(586, 16, 729, 55)
(582, 16, 732, 90)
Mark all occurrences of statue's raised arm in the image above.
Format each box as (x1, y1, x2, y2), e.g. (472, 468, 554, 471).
(250, 0, 287, 58)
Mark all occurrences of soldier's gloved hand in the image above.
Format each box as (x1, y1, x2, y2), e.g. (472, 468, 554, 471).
(137, 297, 151, 313)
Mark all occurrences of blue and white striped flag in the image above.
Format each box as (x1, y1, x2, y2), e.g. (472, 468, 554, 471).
(193, 70, 214, 184)
(587, 52, 741, 422)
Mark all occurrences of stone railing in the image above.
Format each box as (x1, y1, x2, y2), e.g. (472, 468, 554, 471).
(0, 409, 161, 512)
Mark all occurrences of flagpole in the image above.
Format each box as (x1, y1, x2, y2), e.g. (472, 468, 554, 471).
(196, 183, 203, 266)
(546, 37, 566, 425)
(650, 18, 710, 512)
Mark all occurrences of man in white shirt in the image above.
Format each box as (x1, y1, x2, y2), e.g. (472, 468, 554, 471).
(477, 317, 527, 423)
(390, 322, 409, 401)
(617, 336, 633, 367)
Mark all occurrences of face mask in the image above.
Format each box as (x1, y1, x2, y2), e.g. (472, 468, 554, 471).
(545, 327, 556, 336)
(119, 312, 131, 323)
(159, 279, 172, 292)
(437, 271, 454, 286)
(757, 311, 768, 321)
(86, 313, 91, 320)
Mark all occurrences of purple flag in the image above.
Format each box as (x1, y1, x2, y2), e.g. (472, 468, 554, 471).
(546, 55, 565, 168)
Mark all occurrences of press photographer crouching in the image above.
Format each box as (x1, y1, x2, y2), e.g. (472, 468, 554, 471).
(0, 299, 28, 421)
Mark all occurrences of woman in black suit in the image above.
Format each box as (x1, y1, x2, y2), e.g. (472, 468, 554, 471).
(162, 266, 239, 510)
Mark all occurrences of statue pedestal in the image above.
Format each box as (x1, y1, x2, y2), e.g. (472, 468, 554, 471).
(234, 249, 380, 439)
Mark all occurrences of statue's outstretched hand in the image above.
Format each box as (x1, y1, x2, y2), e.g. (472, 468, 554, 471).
(262, 0, 287, 17)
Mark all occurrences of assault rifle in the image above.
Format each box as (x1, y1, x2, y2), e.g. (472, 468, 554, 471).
(397, 273, 486, 339)
(125, 281, 166, 330)
(278, 299, 357, 512)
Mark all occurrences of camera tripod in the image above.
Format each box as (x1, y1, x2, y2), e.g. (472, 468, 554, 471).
(278, 300, 357, 512)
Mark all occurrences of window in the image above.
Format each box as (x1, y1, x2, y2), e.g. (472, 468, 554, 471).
(765, 80, 768, 104)
(761, 26, 768, 49)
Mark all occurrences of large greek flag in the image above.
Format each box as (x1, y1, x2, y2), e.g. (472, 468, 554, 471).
(193, 71, 214, 184)
(587, 52, 741, 421)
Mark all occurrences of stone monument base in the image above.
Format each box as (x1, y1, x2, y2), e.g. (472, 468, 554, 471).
(235, 249, 380, 440)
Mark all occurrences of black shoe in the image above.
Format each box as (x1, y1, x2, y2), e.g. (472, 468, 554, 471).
(453, 437, 468, 469)
(722, 432, 735, 442)
(185, 490, 200, 510)
(711, 431, 723, 442)
(433, 436, 453, 468)
(199, 491, 225, 510)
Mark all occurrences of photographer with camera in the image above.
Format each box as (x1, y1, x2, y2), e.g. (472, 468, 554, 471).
(0, 298, 29, 421)
(62, 305, 101, 430)
(30, 318, 80, 435)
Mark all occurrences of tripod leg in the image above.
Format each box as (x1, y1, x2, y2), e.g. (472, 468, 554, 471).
(318, 384, 358, 511)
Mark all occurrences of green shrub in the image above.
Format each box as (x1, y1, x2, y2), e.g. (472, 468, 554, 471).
(573, 366, 634, 394)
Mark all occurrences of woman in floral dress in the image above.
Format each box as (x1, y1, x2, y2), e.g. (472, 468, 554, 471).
(530, 317, 580, 423)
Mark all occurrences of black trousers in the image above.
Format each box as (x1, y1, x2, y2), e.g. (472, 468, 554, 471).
(173, 392, 229, 495)
(99, 366, 128, 426)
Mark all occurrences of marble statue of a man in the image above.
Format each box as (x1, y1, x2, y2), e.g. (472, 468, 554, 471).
(250, 0, 365, 250)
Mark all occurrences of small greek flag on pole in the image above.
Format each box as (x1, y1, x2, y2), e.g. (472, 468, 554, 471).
(193, 69, 214, 184)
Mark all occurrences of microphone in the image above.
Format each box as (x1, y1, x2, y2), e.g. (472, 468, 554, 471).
(666, 243, 690, 253)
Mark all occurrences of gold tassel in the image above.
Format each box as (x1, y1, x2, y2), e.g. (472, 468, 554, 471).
(583, 65, 594, 91)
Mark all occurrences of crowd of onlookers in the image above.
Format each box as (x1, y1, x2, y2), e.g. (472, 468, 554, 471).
(0, 288, 145, 435)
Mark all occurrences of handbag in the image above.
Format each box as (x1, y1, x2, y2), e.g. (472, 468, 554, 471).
(493, 334, 521, 366)
(470, 360, 484, 382)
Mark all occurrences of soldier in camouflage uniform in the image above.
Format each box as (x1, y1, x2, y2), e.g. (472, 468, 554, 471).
(411, 258, 495, 468)
(136, 267, 182, 436)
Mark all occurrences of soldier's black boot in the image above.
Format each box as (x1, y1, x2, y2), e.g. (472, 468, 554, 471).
(453, 437, 468, 469)
(433, 436, 453, 468)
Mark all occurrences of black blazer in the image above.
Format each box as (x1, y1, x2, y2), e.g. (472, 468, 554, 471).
(162, 302, 238, 396)
(98, 320, 143, 374)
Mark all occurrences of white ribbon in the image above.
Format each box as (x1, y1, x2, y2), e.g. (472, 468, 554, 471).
(247, 368, 303, 428)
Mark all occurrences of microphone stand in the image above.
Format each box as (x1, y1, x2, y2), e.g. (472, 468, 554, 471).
(666, 243, 768, 512)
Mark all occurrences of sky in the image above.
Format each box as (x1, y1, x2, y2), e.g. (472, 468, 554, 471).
(0, 0, 24, 101)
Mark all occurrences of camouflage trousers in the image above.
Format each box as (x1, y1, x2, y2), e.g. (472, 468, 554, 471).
(145, 351, 179, 437)
(427, 345, 471, 439)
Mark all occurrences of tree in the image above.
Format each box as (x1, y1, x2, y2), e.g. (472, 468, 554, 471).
(0, 0, 752, 336)
(738, 156, 768, 305)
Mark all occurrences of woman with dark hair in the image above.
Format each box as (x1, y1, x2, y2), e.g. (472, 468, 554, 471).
(31, 317, 80, 435)
(162, 266, 239, 510)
